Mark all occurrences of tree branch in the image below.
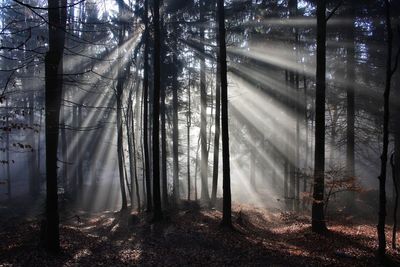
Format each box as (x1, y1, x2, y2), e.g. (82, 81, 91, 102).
(12, 0, 85, 10)
(326, 0, 343, 22)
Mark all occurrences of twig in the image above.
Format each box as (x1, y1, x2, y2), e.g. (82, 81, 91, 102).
(326, 0, 343, 22)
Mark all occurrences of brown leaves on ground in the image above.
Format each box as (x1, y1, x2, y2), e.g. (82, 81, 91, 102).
(1, 203, 399, 266)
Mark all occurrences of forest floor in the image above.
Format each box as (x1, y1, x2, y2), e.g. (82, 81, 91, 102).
(1, 200, 400, 266)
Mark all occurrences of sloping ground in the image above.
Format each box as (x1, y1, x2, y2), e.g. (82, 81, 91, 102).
(1, 203, 399, 266)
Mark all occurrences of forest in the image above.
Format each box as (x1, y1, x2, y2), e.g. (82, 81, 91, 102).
(0, 0, 400, 266)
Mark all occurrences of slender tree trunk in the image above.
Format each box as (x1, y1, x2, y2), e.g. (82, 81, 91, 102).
(290, 0, 300, 211)
(295, 73, 300, 211)
(378, 0, 393, 259)
(160, 9, 168, 207)
(140, 79, 147, 210)
(131, 102, 141, 211)
(289, 71, 296, 210)
(172, 51, 180, 202)
(77, 106, 83, 193)
(312, 0, 327, 234)
(60, 103, 67, 193)
(303, 76, 308, 209)
(391, 153, 398, 249)
(218, 0, 232, 227)
(200, 0, 210, 203)
(72, 106, 77, 193)
(143, 0, 152, 212)
(43, 0, 67, 253)
(37, 108, 42, 183)
(211, 38, 221, 206)
(116, 26, 128, 211)
(284, 70, 289, 207)
(133, 134, 141, 212)
(346, 4, 356, 181)
(152, 0, 163, 221)
(126, 99, 136, 210)
(195, 133, 201, 201)
(6, 99, 10, 199)
(187, 71, 192, 201)
(160, 64, 168, 206)
(395, 114, 400, 244)
(330, 108, 337, 164)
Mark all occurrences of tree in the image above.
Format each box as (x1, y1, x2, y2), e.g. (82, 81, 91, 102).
(346, 1, 356, 183)
(43, 0, 67, 253)
(152, 0, 163, 221)
(312, 0, 327, 234)
(200, 0, 210, 204)
(116, 2, 128, 211)
(172, 34, 180, 202)
(211, 4, 221, 206)
(217, 0, 232, 228)
(377, 0, 396, 260)
(142, 0, 152, 212)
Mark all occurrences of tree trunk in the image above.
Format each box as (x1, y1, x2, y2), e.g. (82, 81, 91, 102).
(346, 3, 356, 180)
(395, 113, 400, 244)
(312, 0, 327, 234)
(152, 0, 163, 221)
(160, 62, 168, 206)
(60, 103, 67, 194)
(200, 0, 210, 203)
(211, 36, 221, 206)
(160, 10, 168, 207)
(126, 98, 136, 210)
(116, 25, 128, 211)
(143, 0, 152, 212)
(217, 0, 232, 227)
(43, 0, 67, 253)
(187, 71, 192, 201)
(172, 51, 180, 202)
(72, 105, 77, 194)
(77, 106, 83, 194)
(303, 76, 308, 209)
(391, 154, 398, 249)
(377, 0, 393, 260)
(6, 99, 10, 199)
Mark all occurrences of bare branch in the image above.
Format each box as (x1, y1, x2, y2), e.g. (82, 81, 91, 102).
(326, 0, 343, 22)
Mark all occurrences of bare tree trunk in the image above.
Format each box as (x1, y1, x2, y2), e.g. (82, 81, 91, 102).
(6, 99, 10, 199)
(116, 25, 128, 211)
(172, 49, 180, 202)
(195, 133, 201, 201)
(218, 0, 232, 227)
(395, 115, 400, 246)
(160, 64, 168, 206)
(77, 106, 83, 194)
(143, 0, 152, 212)
(60, 103, 67, 193)
(312, 0, 327, 234)
(71, 105, 77, 193)
(200, 0, 210, 203)
(131, 101, 141, 211)
(391, 153, 398, 249)
(303, 76, 308, 209)
(43, 0, 67, 253)
(126, 97, 136, 210)
(187, 71, 192, 201)
(346, 3, 356, 181)
(211, 37, 221, 206)
(378, 0, 394, 260)
(152, 0, 163, 221)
